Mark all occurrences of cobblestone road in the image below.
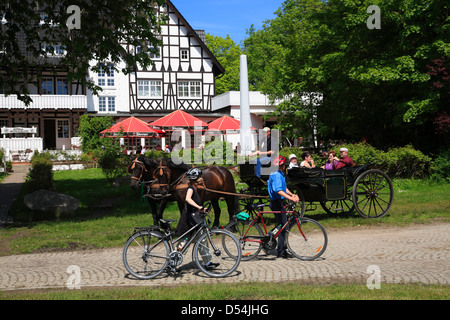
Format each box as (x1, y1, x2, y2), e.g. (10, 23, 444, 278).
(1, 223, 448, 291)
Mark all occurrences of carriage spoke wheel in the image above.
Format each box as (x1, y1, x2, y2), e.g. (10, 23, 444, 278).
(320, 186, 355, 215)
(352, 169, 394, 218)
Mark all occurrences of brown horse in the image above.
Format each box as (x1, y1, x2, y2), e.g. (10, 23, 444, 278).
(128, 156, 239, 227)
(128, 156, 178, 225)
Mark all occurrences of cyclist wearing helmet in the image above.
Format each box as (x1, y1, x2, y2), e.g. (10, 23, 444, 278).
(268, 156, 299, 259)
(176, 168, 204, 237)
(175, 168, 219, 270)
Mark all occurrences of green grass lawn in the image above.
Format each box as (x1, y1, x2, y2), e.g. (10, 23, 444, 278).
(1, 282, 448, 300)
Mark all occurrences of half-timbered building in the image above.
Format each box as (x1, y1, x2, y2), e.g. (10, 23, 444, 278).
(1, 0, 226, 153)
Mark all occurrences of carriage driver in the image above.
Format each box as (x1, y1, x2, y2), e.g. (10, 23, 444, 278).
(268, 156, 300, 259)
(175, 168, 219, 270)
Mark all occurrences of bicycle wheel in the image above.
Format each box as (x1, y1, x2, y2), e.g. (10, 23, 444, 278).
(286, 217, 327, 261)
(123, 231, 170, 279)
(225, 219, 264, 261)
(193, 229, 241, 278)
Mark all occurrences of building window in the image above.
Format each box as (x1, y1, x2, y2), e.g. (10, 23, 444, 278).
(98, 65, 114, 87)
(138, 80, 162, 98)
(178, 81, 201, 98)
(41, 78, 54, 95)
(56, 78, 68, 95)
(137, 45, 161, 59)
(99, 97, 106, 112)
(108, 97, 115, 112)
(180, 49, 189, 61)
(43, 43, 66, 56)
(99, 96, 115, 112)
(57, 120, 69, 138)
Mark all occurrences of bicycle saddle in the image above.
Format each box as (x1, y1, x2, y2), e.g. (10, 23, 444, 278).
(160, 219, 177, 224)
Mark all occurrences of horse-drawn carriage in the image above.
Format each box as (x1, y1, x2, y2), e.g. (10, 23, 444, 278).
(128, 154, 394, 224)
(239, 162, 394, 219)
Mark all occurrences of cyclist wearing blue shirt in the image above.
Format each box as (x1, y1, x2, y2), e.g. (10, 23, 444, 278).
(268, 156, 299, 258)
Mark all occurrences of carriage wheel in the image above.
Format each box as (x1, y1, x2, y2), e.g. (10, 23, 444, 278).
(320, 199, 355, 215)
(320, 185, 355, 215)
(352, 169, 394, 218)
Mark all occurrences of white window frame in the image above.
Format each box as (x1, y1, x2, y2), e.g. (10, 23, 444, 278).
(137, 80, 162, 98)
(177, 81, 202, 99)
(180, 49, 189, 61)
(98, 64, 115, 87)
(98, 96, 115, 113)
(107, 97, 115, 112)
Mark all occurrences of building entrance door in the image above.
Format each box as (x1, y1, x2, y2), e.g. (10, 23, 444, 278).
(44, 119, 56, 149)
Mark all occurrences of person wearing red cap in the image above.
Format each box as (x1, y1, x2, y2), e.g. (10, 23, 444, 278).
(268, 156, 299, 258)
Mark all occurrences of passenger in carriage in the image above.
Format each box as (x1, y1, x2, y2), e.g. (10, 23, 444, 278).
(287, 154, 298, 169)
(334, 147, 354, 169)
(321, 150, 339, 170)
(299, 152, 316, 168)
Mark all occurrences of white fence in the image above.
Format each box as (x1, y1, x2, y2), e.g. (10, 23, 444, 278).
(0, 94, 87, 109)
(0, 138, 43, 162)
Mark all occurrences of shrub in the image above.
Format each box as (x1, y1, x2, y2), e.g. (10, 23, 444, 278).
(430, 148, 450, 182)
(97, 138, 130, 182)
(27, 152, 53, 191)
(384, 145, 432, 178)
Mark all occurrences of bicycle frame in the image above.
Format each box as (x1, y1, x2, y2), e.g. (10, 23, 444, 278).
(161, 212, 219, 256)
(243, 209, 306, 242)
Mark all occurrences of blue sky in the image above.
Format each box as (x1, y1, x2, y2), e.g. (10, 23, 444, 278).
(170, 0, 285, 44)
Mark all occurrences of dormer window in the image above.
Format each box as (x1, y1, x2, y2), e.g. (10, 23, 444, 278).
(42, 43, 66, 56)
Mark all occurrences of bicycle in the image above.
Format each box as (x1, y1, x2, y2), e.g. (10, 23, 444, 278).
(123, 202, 242, 279)
(225, 201, 327, 261)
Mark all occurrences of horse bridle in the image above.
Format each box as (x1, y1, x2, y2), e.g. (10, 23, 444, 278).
(128, 158, 148, 181)
(150, 160, 171, 191)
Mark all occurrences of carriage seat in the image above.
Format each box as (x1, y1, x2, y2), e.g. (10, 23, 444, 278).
(287, 167, 325, 179)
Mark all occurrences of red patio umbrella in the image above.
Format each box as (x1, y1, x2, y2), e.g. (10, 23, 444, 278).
(208, 116, 256, 131)
(148, 110, 207, 129)
(100, 116, 159, 137)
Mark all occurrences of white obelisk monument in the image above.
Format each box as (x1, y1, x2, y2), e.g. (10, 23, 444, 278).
(239, 55, 252, 156)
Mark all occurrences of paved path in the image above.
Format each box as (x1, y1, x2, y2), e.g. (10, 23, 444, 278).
(0, 164, 30, 226)
(0, 223, 448, 291)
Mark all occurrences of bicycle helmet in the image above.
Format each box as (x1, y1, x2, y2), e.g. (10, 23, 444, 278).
(273, 156, 287, 166)
(186, 167, 202, 180)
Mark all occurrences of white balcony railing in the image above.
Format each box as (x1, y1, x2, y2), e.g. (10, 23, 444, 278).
(0, 94, 87, 109)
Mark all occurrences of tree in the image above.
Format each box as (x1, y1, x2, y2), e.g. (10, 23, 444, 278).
(206, 34, 244, 95)
(0, 0, 167, 104)
(77, 114, 114, 152)
(243, 0, 450, 152)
